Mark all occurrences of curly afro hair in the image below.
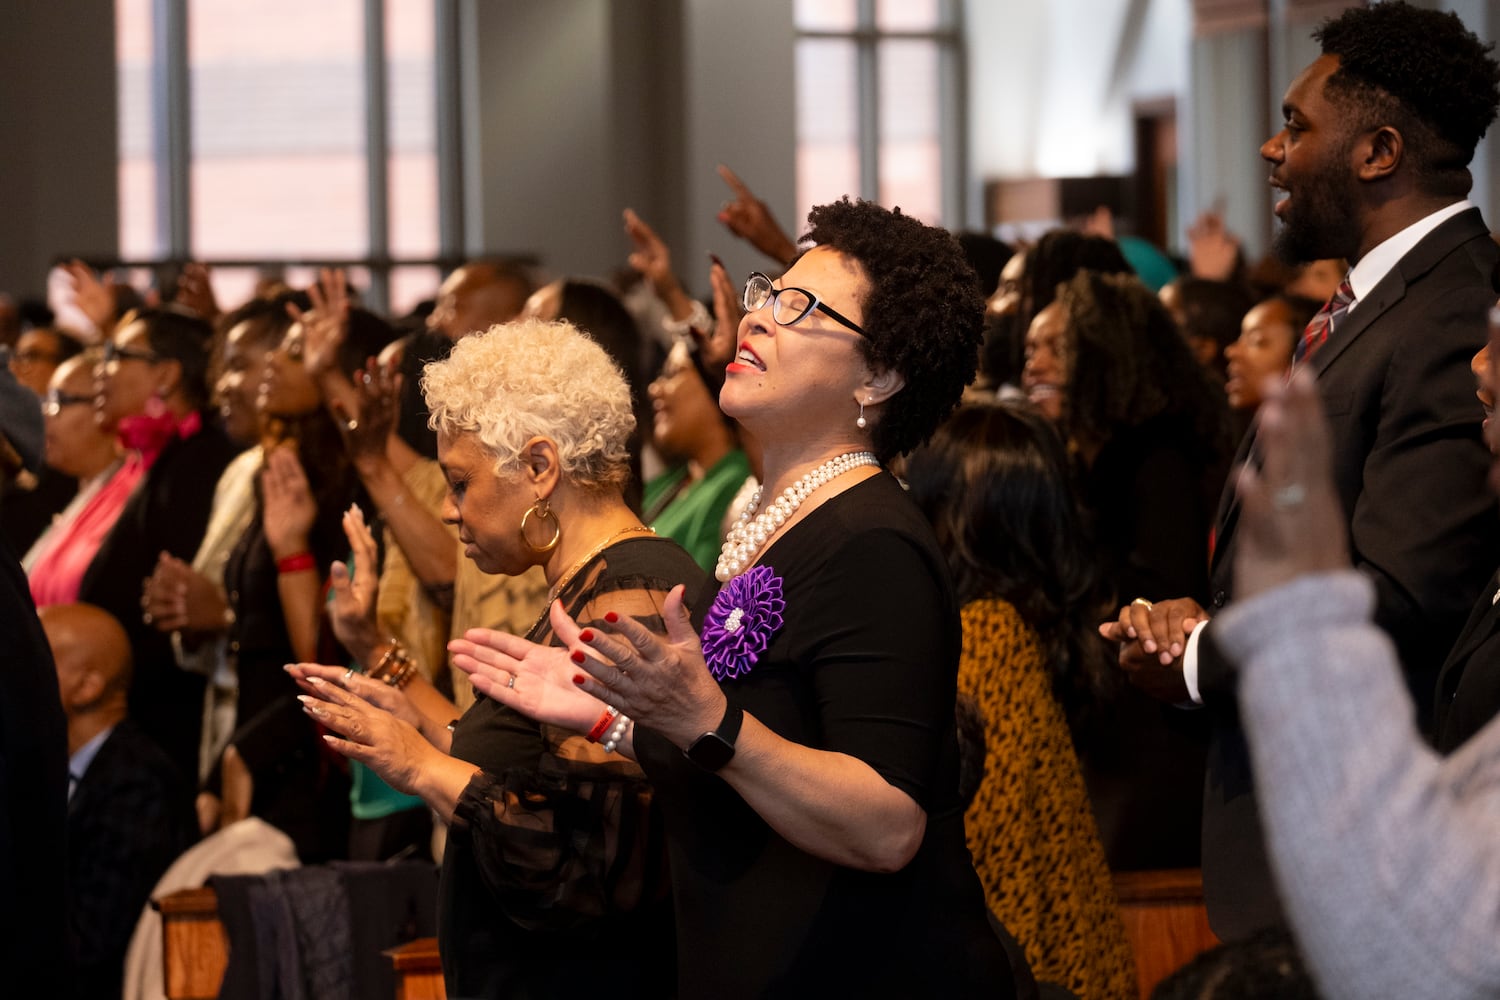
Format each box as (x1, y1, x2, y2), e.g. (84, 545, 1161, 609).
(1317, 1, 1500, 187)
(1056, 270, 1231, 463)
(800, 198, 983, 461)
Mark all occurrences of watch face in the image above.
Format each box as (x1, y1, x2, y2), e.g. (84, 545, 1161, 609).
(687, 732, 736, 772)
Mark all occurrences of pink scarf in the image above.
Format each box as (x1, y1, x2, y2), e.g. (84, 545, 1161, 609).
(29, 408, 204, 607)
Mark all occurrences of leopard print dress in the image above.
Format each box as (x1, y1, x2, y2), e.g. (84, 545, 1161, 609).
(960, 598, 1135, 1000)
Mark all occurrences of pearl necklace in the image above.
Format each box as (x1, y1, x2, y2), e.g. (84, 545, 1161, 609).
(715, 451, 880, 582)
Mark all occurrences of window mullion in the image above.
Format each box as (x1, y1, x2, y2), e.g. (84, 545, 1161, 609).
(856, 0, 879, 202)
(153, 0, 191, 259)
(364, 0, 390, 313)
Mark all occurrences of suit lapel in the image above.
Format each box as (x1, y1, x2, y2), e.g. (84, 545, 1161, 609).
(1211, 208, 1492, 572)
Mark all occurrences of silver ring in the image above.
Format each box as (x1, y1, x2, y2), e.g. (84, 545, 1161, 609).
(506, 673, 516, 689)
(345, 419, 359, 432)
(341, 667, 356, 684)
(1271, 483, 1307, 510)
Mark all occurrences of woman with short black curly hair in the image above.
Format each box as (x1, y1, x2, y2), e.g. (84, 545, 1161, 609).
(453, 198, 1019, 995)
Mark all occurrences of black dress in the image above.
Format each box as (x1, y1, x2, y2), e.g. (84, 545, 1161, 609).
(441, 535, 713, 1000)
(633, 472, 1015, 997)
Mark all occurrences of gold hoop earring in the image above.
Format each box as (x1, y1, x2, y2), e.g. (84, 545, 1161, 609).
(520, 497, 561, 554)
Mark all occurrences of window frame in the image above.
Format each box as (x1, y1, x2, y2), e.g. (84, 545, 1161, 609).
(794, 0, 968, 227)
(121, 0, 462, 314)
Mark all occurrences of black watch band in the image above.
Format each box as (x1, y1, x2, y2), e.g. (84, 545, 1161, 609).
(684, 702, 743, 772)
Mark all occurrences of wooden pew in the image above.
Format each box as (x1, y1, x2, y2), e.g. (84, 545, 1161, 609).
(155, 887, 445, 1000)
(1113, 868, 1220, 999)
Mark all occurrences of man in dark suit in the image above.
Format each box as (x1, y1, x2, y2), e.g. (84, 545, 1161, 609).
(43, 602, 197, 1000)
(1103, 1, 1500, 940)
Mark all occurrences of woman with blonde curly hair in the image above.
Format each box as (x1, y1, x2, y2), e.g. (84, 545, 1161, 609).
(290, 317, 712, 998)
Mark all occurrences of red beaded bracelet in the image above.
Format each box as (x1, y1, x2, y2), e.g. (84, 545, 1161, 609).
(276, 552, 316, 575)
(586, 706, 618, 743)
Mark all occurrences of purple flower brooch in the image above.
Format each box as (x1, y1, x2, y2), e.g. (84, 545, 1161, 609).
(701, 564, 785, 681)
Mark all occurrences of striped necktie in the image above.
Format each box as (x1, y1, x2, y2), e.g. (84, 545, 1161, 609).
(1294, 278, 1355, 365)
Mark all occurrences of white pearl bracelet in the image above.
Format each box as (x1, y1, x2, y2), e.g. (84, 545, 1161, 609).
(602, 713, 631, 753)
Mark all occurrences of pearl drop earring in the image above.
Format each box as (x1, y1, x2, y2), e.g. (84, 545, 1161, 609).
(856, 399, 868, 430)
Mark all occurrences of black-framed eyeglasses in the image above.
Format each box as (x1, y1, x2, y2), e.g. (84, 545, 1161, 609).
(42, 389, 93, 417)
(742, 272, 866, 338)
(11, 349, 60, 367)
(102, 341, 160, 365)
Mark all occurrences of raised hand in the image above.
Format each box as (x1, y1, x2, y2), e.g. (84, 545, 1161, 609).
(716, 165, 798, 266)
(65, 259, 117, 333)
(624, 209, 681, 298)
(287, 267, 351, 378)
(325, 504, 382, 663)
(1233, 368, 1350, 599)
(334, 359, 400, 466)
(174, 262, 221, 321)
(1186, 210, 1242, 282)
(261, 444, 316, 560)
(702, 255, 742, 372)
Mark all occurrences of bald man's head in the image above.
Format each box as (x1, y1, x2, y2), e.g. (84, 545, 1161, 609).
(427, 261, 533, 341)
(40, 603, 132, 719)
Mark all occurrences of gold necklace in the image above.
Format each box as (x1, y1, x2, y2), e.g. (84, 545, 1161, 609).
(545, 525, 657, 605)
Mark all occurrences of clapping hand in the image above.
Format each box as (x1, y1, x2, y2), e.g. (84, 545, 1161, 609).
(453, 587, 726, 752)
(141, 551, 230, 633)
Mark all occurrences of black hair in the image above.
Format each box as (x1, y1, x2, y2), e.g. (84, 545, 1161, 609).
(957, 232, 1015, 299)
(556, 279, 659, 511)
(1317, 1, 1500, 190)
(802, 198, 984, 461)
(396, 329, 452, 460)
(1022, 231, 1133, 330)
(1058, 271, 1232, 464)
(1167, 278, 1257, 379)
(1262, 293, 1322, 342)
(1152, 926, 1320, 1000)
(125, 306, 214, 409)
(905, 401, 1114, 723)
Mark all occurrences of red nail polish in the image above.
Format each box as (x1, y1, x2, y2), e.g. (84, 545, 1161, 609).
(571, 650, 587, 664)
(573, 674, 587, 685)
(579, 629, 594, 642)
(604, 611, 619, 624)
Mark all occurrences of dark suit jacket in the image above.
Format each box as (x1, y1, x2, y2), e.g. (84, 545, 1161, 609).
(66, 718, 197, 1000)
(1195, 207, 1500, 939)
(77, 415, 238, 771)
(0, 538, 69, 993)
(1433, 569, 1500, 753)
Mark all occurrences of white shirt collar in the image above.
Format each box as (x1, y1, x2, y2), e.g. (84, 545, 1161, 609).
(1347, 200, 1475, 307)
